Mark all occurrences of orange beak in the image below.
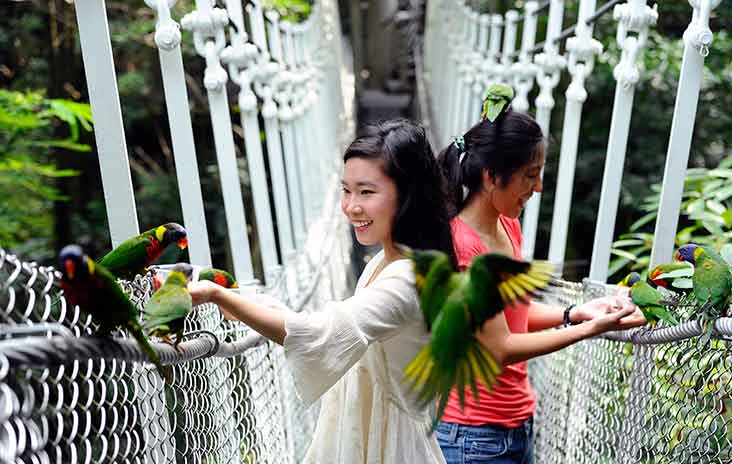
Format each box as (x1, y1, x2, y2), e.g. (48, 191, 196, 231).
(231, 282, 239, 289)
(674, 251, 682, 262)
(177, 237, 188, 250)
(65, 259, 75, 280)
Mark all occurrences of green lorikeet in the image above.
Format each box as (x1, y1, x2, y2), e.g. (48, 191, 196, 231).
(648, 262, 694, 292)
(59, 245, 169, 381)
(198, 267, 238, 289)
(143, 263, 194, 351)
(99, 223, 188, 280)
(404, 250, 556, 431)
(618, 272, 679, 327)
(676, 244, 732, 342)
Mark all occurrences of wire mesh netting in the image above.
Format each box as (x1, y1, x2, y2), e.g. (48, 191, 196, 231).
(0, 208, 351, 463)
(532, 280, 732, 464)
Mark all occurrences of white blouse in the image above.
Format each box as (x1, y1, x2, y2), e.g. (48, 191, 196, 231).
(283, 250, 446, 464)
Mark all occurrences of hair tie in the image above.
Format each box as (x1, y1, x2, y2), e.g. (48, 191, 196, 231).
(481, 84, 515, 123)
(452, 135, 467, 164)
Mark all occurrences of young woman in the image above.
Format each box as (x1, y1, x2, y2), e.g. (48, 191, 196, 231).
(188, 119, 455, 463)
(435, 87, 646, 464)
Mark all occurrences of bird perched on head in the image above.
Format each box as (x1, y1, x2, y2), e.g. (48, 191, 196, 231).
(99, 223, 188, 280)
(143, 263, 194, 351)
(58, 244, 168, 381)
(403, 249, 556, 431)
(675, 243, 732, 342)
(618, 272, 679, 327)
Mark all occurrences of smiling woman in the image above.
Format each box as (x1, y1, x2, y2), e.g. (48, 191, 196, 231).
(188, 119, 457, 463)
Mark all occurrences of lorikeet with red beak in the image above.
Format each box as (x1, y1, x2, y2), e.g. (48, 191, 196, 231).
(143, 263, 194, 351)
(198, 267, 238, 289)
(59, 244, 169, 381)
(99, 223, 188, 280)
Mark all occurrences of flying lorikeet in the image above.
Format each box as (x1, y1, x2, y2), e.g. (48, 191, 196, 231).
(676, 244, 732, 342)
(99, 223, 188, 280)
(647, 262, 694, 292)
(403, 250, 556, 430)
(58, 244, 169, 381)
(618, 272, 679, 327)
(198, 267, 238, 289)
(143, 263, 194, 351)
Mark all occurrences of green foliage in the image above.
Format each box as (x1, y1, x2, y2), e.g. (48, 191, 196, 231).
(262, 0, 313, 23)
(609, 157, 732, 279)
(0, 89, 92, 254)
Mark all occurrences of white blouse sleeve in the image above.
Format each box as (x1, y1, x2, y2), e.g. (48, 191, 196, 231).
(282, 260, 421, 405)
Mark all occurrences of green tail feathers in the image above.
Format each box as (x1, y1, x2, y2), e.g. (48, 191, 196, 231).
(129, 322, 172, 383)
(403, 338, 501, 432)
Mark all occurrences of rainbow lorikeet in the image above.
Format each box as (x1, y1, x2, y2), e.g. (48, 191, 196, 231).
(403, 250, 556, 431)
(618, 272, 679, 327)
(143, 263, 193, 351)
(647, 262, 694, 292)
(198, 267, 238, 289)
(676, 244, 732, 342)
(58, 245, 168, 381)
(99, 223, 188, 280)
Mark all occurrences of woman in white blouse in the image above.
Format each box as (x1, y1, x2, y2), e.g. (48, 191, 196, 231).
(189, 119, 458, 463)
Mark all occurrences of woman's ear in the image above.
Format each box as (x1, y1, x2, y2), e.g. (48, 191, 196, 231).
(481, 168, 498, 193)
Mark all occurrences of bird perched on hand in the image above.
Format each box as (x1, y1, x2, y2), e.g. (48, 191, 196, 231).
(58, 244, 168, 380)
(403, 249, 556, 430)
(99, 223, 188, 280)
(143, 263, 194, 351)
(675, 244, 732, 342)
(618, 272, 679, 327)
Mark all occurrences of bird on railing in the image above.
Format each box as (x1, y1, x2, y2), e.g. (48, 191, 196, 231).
(618, 272, 679, 327)
(143, 263, 194, 352)
(198, 267, 238, 289)
(99, 223, 188, 280)
(647, 262, 695, 293)
(58, 244, 169, 381)
(403, 249, 556, 431)
(675, 244, 732, 343)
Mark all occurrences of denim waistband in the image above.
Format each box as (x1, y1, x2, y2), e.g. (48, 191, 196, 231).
(436, 418, 533, 444)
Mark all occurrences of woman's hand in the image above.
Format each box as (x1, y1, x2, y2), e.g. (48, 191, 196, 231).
(589, 306, 647, 334)
(571, 296, 637, 323)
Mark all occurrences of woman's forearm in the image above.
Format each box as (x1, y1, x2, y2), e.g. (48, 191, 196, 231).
(210, 287, 288, 345)
(479, 321, 598, 366)
(526, 301, 565, 331)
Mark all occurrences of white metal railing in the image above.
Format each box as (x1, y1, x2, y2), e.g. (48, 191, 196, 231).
(422, 0, 719, 276)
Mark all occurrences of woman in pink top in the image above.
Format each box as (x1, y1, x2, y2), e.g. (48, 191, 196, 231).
(434, 87, 646, 464)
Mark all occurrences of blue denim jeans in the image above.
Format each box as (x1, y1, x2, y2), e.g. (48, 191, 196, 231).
(436, 419, 534, 464)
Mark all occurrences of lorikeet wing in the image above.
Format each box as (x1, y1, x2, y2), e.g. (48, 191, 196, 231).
(409, 249, 459, 330)
(630, 279, 679, 326)
(142, 265, 193, 338)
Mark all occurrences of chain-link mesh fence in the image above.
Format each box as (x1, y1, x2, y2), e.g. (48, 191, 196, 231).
(532, 280, 732, 464)
(0, 204, 351, 463)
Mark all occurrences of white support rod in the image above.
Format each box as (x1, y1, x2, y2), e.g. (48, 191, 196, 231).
(589, 1, 657, 282)
(74, 0, 139, 246)
(522, 0, 566, 259)
(152, 0, 212, 266)
(650, 0, 719, 268)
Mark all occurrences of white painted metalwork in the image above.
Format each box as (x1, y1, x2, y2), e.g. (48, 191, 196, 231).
(181, 1, 255, 284)
(511, 1, 539, 114)
(148, 0, 212, 267)
(521, 0, 567, 260)
(547, 0, 603, 267)
(74, 0, 139, 246)
(650, 0, 722, 268)
(589, 1, 658, 282)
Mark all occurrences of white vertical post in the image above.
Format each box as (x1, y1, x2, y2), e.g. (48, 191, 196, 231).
(469, 14, 492, 124)
(149, 0, 212, 266)
(74, 0, 139, 246)
(512, 1, 539, 113)
(547, 0, 603, 267)
(650, 0, 721, 268)
(182, 2, 255, 283)
(522, 0, 566, 259)
(498, 10, 520, 85)
(589, 1, 657, 282)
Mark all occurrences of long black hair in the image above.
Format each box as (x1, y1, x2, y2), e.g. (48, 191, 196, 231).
(344, 119, 457, 268)
(437, 108, 544, 214)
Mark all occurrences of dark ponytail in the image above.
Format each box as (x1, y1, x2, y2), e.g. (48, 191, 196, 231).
(437, 108, 544, 215)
